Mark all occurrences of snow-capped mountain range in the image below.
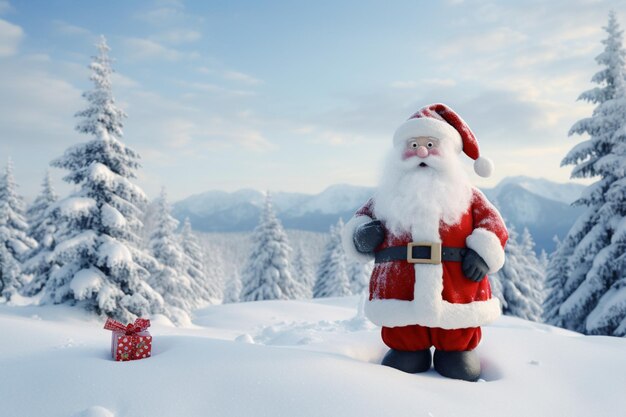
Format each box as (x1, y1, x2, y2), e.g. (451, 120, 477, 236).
(173, 176, 586, 253)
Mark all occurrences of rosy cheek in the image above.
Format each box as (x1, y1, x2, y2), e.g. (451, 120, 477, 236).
(429, 148, 440, 156)
(402, 149, 418, 160)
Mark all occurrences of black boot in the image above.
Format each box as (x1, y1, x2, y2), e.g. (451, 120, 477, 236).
(433, 349, 481, 382)
(381, 349, 432, 373)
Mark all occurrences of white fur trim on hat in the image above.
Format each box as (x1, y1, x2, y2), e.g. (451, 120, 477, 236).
(342, 215, 375, 263)
(466, 227, 505, 273)
(474, 156, 494, 178)
(393, 117, 462, 150)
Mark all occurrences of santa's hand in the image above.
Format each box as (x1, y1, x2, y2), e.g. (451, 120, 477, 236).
(462, 249, 489, 282)
(353, 220, 385, 254)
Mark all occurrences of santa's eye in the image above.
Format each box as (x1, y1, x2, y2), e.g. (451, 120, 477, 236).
(409, 141, 418, 148)
(427, 142, 434, 148)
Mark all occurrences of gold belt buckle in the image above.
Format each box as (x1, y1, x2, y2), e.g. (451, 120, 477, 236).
(407, 242, 442, 264)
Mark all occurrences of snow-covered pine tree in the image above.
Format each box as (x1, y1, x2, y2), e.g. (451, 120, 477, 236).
(0, 159, 37, 300)
(313, 218, 351, 298)
(223, 268, 242, 304)
(543, 236, 573, 326)
(180, 217, 222, 303)
(75, 36, 126, 139)
(240, 192, 304, 301)
(148, 189, 200, 315)
(539, 249, 549, 270)
(545, 11, 626, 335)
(291, 244, 315, 298)
(22, 171, 59, 296)
(520, 227, 546, 307)
(43, 36, 164, 322)
(490, 226, 544, 322)
(139, 198, 160, 251)
(204, 243, 226, 302)
(347, 259, 373, 295)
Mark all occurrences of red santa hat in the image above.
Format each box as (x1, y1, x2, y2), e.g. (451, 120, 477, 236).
(392, 103, 494, 178)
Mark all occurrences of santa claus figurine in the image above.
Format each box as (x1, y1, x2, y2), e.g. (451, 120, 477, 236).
(342, 103, 508, 381)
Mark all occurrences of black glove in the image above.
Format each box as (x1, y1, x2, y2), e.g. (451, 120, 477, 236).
(462, 249, 489, 282)
(353, 220, 385, 254)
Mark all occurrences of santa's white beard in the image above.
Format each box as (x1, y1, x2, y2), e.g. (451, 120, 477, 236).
(373, 149, 473, 239)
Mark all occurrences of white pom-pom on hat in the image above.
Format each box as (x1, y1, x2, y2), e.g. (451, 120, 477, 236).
(393, 103, 494, 177)
(474, 156, 494, 178)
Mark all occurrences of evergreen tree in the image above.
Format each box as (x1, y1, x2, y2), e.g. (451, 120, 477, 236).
(543, 236, 573, 326)
(148, 190, 202, 319)
(180, 217, 222, 302)
(539, 249, 549, 270)
(490, 226, 544, 322)
(22, 171, 59, 296)
(291, 244, 315, 298)
(313, 219, 351, 298)
(240, 192, 303, 301)
(43, 36, 164, 321)
(546, 12, 626, 335)
(0, 159, 37, 300)
(347, 259, 373, 295)
(223, 269, 242, 304)
(139, 198, 159, 251)
(203, 241, 226, 302)
(75, 35, 126, 138)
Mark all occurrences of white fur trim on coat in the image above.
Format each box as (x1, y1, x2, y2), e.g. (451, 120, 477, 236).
(393, 117, 462, 150)
(364, 260, 502, 329)
(365, 296, 502, 329)
(342, 215, 375, 263)
(466, 227, 505, 273)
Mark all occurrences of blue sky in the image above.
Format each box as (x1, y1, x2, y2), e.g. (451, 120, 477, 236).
(0, 0, 624, 201)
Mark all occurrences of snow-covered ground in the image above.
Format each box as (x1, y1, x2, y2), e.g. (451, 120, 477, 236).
(1, 296, 624, 417)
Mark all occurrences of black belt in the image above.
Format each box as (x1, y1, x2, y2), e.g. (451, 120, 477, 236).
(374, 242, 467, 264)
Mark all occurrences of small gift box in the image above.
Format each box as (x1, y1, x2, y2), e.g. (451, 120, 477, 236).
(104, 318, 152, 361)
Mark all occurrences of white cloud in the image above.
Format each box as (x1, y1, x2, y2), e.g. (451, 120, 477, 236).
(161, 118, 195, 148)
(152, 29, 201, 44)
(315, 130, 364, 146)
(291, 125, 315, 135)
(438, 27, 528, 58)
(52, 20, 92, 37)
(116, 86, 274, 162)
(137, 1, 203, 27)
(196, 66, 213, 75)
(154, 116, 275, 151)
(391, 78, 457, 89)
(0, 65, 82, 135)
(0, 0, 12, 14)
(123, 37, 184, 61)
(140, 7, 186, 25)
(178, 80, 256, 97)
(222, 70, 262, 85)
(290, 124, 365, 147)
(0, 18, 23, 57)
(111, 72, 140, 89)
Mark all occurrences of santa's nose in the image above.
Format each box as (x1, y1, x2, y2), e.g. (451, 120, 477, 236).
(416, 146, 429, 158)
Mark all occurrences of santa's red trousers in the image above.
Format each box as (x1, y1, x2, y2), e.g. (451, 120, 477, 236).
(382, 324, 481, 351)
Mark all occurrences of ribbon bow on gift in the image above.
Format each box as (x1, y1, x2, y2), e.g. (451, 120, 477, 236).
(104, 318, 151, 335)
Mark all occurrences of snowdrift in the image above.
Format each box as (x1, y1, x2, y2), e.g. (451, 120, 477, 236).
(1, 296, 624, 417)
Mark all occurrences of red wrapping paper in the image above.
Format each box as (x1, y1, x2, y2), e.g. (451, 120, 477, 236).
(104, 318, 153, 361)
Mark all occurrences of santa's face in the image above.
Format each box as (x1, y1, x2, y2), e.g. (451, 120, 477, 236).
(395, 135, 459, 175)
(373, 134, 473, 234)
(402, 136, 441, 161)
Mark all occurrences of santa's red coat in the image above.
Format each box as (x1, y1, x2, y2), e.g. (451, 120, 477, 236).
(343, 188, 508, 330)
